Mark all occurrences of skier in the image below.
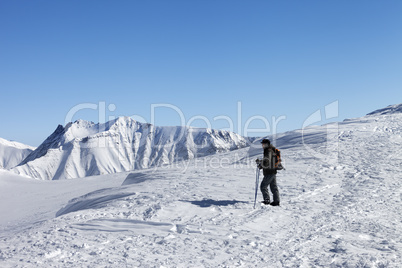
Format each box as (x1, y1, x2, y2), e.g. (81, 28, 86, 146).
(257, 139, 280, 206)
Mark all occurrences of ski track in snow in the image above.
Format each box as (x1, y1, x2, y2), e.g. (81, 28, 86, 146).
(0, 113, 401, 267)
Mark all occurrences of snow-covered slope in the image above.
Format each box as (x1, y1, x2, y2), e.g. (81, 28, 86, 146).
(0, 138, 35, 169)
(12, 117, 249, 180)
(367, 103, 402, 115)
(0, 105, 401, 266)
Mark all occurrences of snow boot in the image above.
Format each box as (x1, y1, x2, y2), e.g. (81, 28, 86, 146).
(262, 200, 270, 205)
(270, 202, 280, 206)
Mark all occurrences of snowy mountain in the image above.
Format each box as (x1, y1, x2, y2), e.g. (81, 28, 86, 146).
(12, 117, 249, 180)
(0, 104, 401, 266)
(0, 138, 35, 169)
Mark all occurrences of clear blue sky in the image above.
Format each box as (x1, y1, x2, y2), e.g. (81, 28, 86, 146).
(1, 0, 401, 146)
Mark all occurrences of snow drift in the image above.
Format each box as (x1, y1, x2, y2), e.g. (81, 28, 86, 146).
(12, 117, 249, 180)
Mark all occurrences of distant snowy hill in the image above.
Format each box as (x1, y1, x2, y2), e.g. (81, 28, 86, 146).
(367, 103, 402, 115)
(251, 102, 402, 154)
(0, 138, 35, 169)
(12, 117, 249, 180)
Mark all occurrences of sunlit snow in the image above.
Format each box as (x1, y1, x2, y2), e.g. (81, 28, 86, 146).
(0, 105, 401, 267)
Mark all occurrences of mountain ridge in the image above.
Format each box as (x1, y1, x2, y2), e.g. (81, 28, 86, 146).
(7, 103, 402, 179)
(12, 117, 250, 180)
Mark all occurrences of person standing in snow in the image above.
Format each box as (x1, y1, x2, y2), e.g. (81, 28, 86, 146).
(257, 139, 280, 206)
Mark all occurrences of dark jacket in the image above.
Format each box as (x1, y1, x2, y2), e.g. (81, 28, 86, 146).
(261, 146, 277, 176)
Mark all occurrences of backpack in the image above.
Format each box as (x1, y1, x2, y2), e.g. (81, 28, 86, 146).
(272, 147, 284, 170)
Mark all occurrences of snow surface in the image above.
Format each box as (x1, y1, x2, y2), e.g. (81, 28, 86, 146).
(0, 109, 401, 267)
(0, 138, 35, 170)
(12, 117, 249, 180)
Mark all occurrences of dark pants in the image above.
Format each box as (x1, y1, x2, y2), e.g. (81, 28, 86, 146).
(260, 174, 280, 203)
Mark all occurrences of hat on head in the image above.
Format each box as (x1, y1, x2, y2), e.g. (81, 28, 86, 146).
(261, 139, 270, 145)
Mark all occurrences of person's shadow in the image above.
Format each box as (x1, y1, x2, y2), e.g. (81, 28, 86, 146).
(181, 199, 248, 208)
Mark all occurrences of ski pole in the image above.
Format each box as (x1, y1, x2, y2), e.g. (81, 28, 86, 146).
(253, 165, 260, 209)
